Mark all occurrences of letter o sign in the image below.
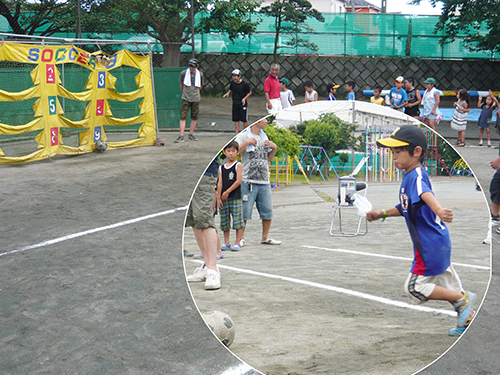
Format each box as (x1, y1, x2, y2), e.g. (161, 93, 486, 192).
(41, 49, 54, 62)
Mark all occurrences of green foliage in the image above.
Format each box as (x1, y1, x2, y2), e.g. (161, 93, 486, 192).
(264, 123, 301, 157)
(295, 113, 359, 156)
(259, 0, 325, 61)
(411, 0, 500, 54)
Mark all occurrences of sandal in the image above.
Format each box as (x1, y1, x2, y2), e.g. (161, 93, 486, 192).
(261, 238, 282, 245)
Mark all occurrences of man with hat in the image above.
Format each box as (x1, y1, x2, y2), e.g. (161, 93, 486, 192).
(223, 68, 252, 134)
(176, 58, 204, 143)
(366, 125, 476, 336)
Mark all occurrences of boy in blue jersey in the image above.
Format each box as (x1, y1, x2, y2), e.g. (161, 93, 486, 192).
(366, 125, 476, 335)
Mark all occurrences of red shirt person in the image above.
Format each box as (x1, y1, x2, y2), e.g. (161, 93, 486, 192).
(264, 63, 282, 114)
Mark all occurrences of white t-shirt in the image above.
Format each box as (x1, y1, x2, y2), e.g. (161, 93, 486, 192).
(235, 129, 271, 185)
(280, 90, 295, 109)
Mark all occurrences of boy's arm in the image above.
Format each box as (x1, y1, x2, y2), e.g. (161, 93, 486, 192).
(266, 140, 278, 161)
(242, 90, 252, 105)
(420, 191, 453, 223)
(238, 137, 257, 154)
(366, 207, 401, 222)
(223, 89, 232, 98)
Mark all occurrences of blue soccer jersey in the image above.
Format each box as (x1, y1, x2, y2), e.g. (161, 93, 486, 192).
(395, 167, 451, 276)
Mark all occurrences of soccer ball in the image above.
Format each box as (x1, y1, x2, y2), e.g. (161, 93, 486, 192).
(95, 139, 107, 152)
(202, 311, 235, 347)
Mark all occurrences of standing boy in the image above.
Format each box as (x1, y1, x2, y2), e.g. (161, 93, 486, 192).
(235, 118, 281, 246)
(404, 77, 421, 118)
(370, 86, 384, 105)
(366, 126, 476, 335)
(223, 69, 252, 134)
(218, 141, 245, 251)
(327, 83, 339, 101)
(388, 76, 408, 112)
(345, 81, 355, 101)
(176, 58, 203, 143)
(280, 78, 296, 109)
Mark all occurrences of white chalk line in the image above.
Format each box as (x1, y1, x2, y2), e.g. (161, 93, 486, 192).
(302, 245, 490, 270)
(191, 259, 456, 317)
(1, 206, 188, 258)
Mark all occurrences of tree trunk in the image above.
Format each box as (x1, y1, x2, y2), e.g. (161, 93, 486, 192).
(161, 44, 182, 67)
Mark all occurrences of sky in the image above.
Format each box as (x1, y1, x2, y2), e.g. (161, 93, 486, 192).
(364, 0, 443, 15)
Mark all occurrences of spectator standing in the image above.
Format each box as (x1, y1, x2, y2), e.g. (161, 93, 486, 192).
(223, 69, 252, 134)
(345, 81, 356, 101)
(235, 118, 281, 246)
(370, 86, 384, 105)
(176, 58, 203, 143)
(304, 80, 318, 102)
(404, 77, 421, 118)
(327, 83, 339, 101)
(264, 63, 282, 114)
(477, 90, 497, 147)
(388, 76, 408, 112)
(450, 89, 470, 147)
(280, 78, 296, 109)
(421, 77, 440, 131)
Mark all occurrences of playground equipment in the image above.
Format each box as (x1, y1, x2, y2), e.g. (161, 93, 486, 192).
(330, 159, 369, 237)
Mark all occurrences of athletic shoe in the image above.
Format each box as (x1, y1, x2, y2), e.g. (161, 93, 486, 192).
(454, 291, 476, 328)
(217, 252, 225, 260)
(239, 239, 245, 247)
(479, 141, 483, 146)
(230, 245, 241, 251)
(187, 266, 207, 282)
(491, 212, 500, 221)
(194, 252, 204, 259)
(188, 134, 198, 141)
(205, 269, 221, 290)
(175, 135, 184, 143)
(221, 244, 231, 251)
(261, 237, 282, 245)
(448, 316, 473, 336)
(448, 326, 466, 336)
(183, 249, 193, 257)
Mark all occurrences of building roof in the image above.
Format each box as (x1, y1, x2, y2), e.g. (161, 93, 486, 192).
(345, 0, 381, 10)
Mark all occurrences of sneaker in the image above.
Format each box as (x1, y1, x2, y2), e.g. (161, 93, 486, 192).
(448, 316, 473, 336)
(479, 141, 483, 146)
(174, 135, 184, 143)
(221, 244, 231, 251)
(454, 291, 476, 328)
(488, 141, 491, 147)
(187, 266, 207, 282)
(496, 227, 500, 235)
(448, 326, 467, 336)
(194, 252, 204, 259)
(217, 252, 225, 260)
(231, 244, 242, 251)
(183, 249, 193, 257)
(205, 269, 221, 290)
(188, 134, 198, 141)
(239, 239, 245, 247)
(491, 212, 500, 221)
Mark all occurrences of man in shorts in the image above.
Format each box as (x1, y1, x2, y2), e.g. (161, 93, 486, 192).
(176, 58, 204, 143)
(235, 118, 281, 246)
(264, 63, 282, 115)
(185, 158, 221, 290)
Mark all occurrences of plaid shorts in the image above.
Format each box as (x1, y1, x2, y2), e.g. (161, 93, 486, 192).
(180, 100, 200, 121)
(219, 197, 244, 231)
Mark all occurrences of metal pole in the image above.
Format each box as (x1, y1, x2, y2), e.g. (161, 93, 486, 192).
(191, 0, 195, 58)
(76, 0, 81, 39)
(149, 45, 160, 140)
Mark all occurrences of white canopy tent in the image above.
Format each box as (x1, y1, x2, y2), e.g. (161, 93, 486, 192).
(274, 100, 421, 131)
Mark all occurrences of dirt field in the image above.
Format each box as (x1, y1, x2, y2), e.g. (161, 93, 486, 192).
(185, 178, 490, 375)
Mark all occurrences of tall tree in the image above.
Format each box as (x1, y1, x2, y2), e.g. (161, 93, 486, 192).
(91, 0, 260, 67)
(0, 0, 75, 36)
(411, 0, 500, 54)
(260, 0, 324, 62)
